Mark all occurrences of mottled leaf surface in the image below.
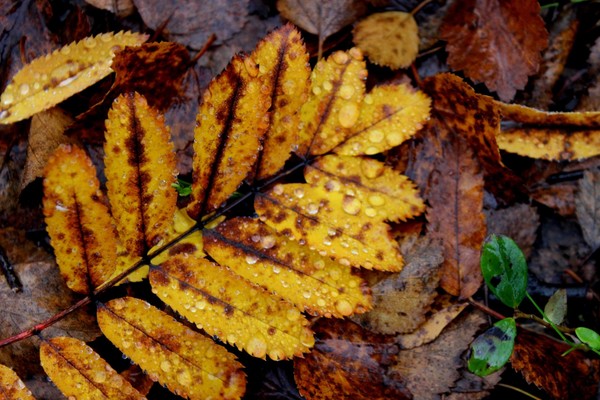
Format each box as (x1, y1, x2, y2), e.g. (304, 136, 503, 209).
(98, 297, 246, 400)
(0, 364, 35, 400)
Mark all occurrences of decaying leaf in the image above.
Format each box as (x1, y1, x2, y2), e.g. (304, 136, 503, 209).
(485, 203, 539, 258)
(43, 144, 117, 294)
(85, 0, 134, 17)
(40, 336, 145, 400)
(97, 297, 246, 400)
(511, 329, 600, 400)
(294, 319, 412, 400)
(353, 12, 419, 69)
(150, 255, 315, 360)
(440, 0, 548, 101)
(0, 31, 147, 124)
(0, 364, 35, 400)
(575, 170, 600, 248)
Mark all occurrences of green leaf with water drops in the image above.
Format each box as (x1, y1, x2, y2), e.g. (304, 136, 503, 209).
(468, 317, 516, 377)
(480, 234, 528, 308)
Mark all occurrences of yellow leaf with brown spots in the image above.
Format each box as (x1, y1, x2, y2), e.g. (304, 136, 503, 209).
(203, 217, 372, 318)
(149, 255, 314, 360)
(250, 24, 310, 181)
(0, 364, 35, 400)
(40, 337, 145, 400)
(255, 184, 403, 271)
(97, 297, 246, 400)
(43, 144, 117, 294)
(104, 92, 177, 258)
(186, 55, 271, 219)
(0, 32, 147, 124)
(353, 12, 419, 69)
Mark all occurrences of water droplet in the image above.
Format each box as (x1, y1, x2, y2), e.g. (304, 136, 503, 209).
(323, 238, 331, 246)
(349, 47, 363, 60)
(364, 94, 373, 104)
(349, 280, 358, 288)
(386, 132, 404, 146)
(330, 268, 341, 280)
(94, 370, 107, 383)
(272, 265, 281, 274)
(177, 370, 192, 386)
(317, 298, 326, 307)
(324, 180, 341, 192)
(368, 195, 385, 206)
(361, 159, 384, 179)
(338, 103, 359, 128)
(245, 254, 258, 264)
(272, 184, 284, 195)
(322, 81, 333, 92)
(342, 195, 361, 215)
(261, 235, 276, 249)
(365, 207, 377, 217)
(60, 46, 72, 55)
(313, 259, 325, 270)
(121, 340, 131, 349)
(283, 79, 296, 95)
(84, 37, 97, 48)
(1, 93, 14, 106)
(158, 179, 168, 189)
(247, 336, 267, 358)
(269, 348, 285, 361)
(259, 64, 267, 74)
(339, 84, 355, 99)
(332, 51, 350, 64)
(160, 360, 172, 372)
(336, 300, 353, 316)
(302, 291, 312, 299)
(365, 146, 378, 155)
(312, 86, 322, 95)
(293, 187, 305, 198)
(58, 75, 79, 87)
(306, 203, 319, 215)
(368, 130, 384, 143)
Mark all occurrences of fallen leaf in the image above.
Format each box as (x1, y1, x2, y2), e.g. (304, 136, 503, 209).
(277, 0, 367, 57)
(544, 288, 567, 325)
(511, 329, 600, 400)
(446, 370, 502, 400)
(353, 12, 419, 69)
(485, 203, 539, 258)
(294, 319, 412, 400)
(530, 181, 577, 217)
(0, 364, 35, 400)
(133, 0, 248, 48)
(440, 0, 548, 101)
(578, 36, 600, 111)
(85, 0, 135, 17)
(575, 170, 600, 248)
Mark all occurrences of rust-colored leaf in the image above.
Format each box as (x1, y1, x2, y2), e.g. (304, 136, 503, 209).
(0, 364, 35, 400)
(440, 0, 548, 101)
(40, 337, 145, 400)
(186, 55, 271, 218)
(149, 255, 315, 360)
(511, 329, 600, 400)
(294, 319, 412, 400)
(97, 297, 246, 400)
(42, 144, 116, 294)
(204, 217, 372, 318)
(0, 31, 147, 124)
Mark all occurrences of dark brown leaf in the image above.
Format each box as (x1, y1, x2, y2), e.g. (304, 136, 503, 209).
(575, 170, 600, 248)
(485, 203, 539, 258)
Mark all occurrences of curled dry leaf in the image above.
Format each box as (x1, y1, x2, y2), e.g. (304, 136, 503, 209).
(0, 364, 35, 400)
(0, 31, 147, 124)
(97, 297, 246, 400)
(575, 170, 600, 248)
(353, 12, 419, 69)
(43, 144, 117, 294)
(40, 337, 145, 400)
(85, 0, 135, 17)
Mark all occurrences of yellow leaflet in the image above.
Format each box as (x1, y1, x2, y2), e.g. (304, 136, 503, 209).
(187, 55, 271, 219)
(97, 297, 246, 400)
(149, 255, 314, 360)
(251, 24, 310, 180)
(305, 155, 424, 222)
(104, 92, 177, 258)
(0, 364, 35, 400)
(39, 337, 144, 400)
(203, 217, 372, 318)
(333, 84, 431, 156)
(255, 185, 403, 271)
(43, 144, 117, 294)
(150, 208, 204, 265)
(0, 32, 147, 124)
(298, 48, 367, 157)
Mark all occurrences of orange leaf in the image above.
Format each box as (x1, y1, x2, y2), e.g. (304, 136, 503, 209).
(0, 364, 35, 400)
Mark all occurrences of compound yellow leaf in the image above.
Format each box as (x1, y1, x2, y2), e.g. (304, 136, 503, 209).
(255, 184, 403, 271)
(333, 84, 430, 156)
(0, 364, 35, 400)
(40, 337, 145, 400)
(104, 92, 177, 257)
(43, 144, 117, 294)
(204, 217, 372, 318)
(149, 255, 315, 360)
(251, 24, 310, 181)
(305, 155, 425, 222)
(298, 48, 367, 157)
(353, 12, 419, 69)
(97, 297, 246, 400)
(187, 55, 271, 219)
(0, 31, 147, 124)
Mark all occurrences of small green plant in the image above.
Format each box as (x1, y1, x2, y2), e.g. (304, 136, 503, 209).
(468, 234, 600, 376)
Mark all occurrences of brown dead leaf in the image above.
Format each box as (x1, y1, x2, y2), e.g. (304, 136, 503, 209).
(391, 309, 488, 400)
(277, 0, 367, 57)
(579, 36, 600, 111)
(133, 0, 248, 48)
(21, 107, 74, 191)
(576, 170, 600, 248)
(511, 329, 600, 400)
(531, 181, 577, 217)
(294, 319, 412, 400)
(85, 0, 134, 17)
(0, 229, 100, 377)
(440, 0, 548, 101)
(485, 203, 539, 258)
(353, 237, 443, 334)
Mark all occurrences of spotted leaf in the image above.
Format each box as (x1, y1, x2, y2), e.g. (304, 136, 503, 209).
(40, 336, 145, 400)
(204, 217, 372, 318)
(0, 32, 147, 124)
(149, 255, 315, 360)
(43, 144, 117, 294)
(97, 297, 246, 400)
(0, 364, 35, 400)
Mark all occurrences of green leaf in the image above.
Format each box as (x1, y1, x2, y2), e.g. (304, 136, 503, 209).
(575, 327, 600, 350)
(480, 234, 528, 308)
(544, 289, 567, 325)
(172, 179, 192, 197)
(468, 317, 516, 376)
